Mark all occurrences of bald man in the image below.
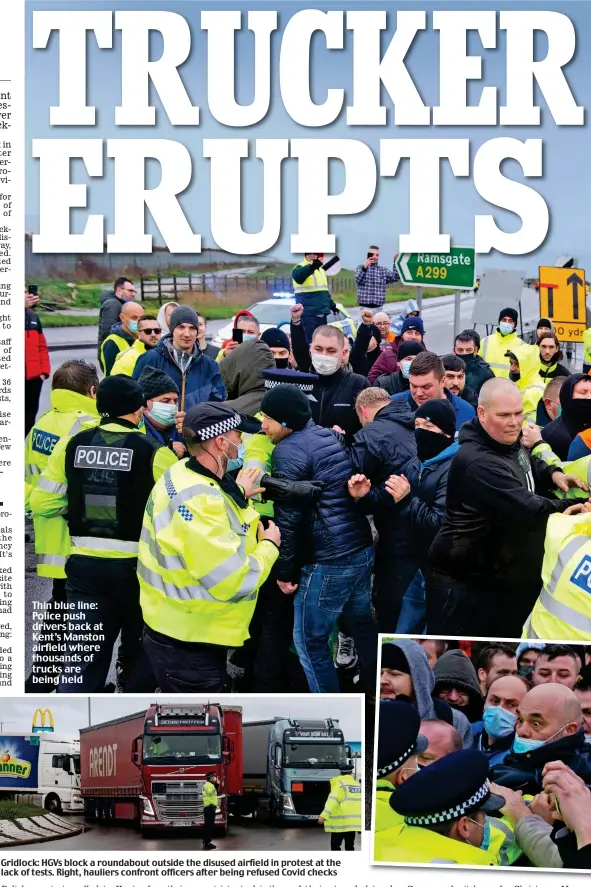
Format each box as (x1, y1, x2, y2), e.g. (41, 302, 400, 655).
(418, 719, 463, 765)
(428, 378, 584, 637)
(490, 683, 591, 793)
(101, 300, 145, 376)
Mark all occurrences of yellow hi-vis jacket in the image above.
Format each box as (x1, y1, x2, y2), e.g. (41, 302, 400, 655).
(242, 413, 275, 518)
(374, 822, 497, 865)
(111, 339, 147, 376)
(138, 459, 279, 647)
(373, 816, 517, 866)
(100, 332, 131, 375)
(29, 421, 175, 560)
(25, 389, 99, 578)
(320, 774, 362, 833)
(510, 342, 545, 423)
(374, 779, 402, 833)
(584, 327, 591, 366)
(523, 511, 591, 641)
(202, 780, 218, 808)
(292, 259, 329, 298)
(530, 441, 590, 501)
(479, 329, 523, 378)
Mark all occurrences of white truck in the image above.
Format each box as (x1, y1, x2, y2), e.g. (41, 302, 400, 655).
(0, 733, 82, 814)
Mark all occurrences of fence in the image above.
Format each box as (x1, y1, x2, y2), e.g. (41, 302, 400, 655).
(139, 274, 358, 304)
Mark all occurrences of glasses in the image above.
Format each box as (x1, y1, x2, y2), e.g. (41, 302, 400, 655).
(142, 328, 161, 335)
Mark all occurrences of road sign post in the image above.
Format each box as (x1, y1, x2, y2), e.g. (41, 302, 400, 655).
(416, 285, 423, 313)
(453, 290, 462, 341)
(538, 265, 587, 342)
(395, 248, 476, 290)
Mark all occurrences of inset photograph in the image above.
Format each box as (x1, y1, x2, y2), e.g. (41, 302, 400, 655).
(0, 695, 363, 850)
(373, 635, 591, 869)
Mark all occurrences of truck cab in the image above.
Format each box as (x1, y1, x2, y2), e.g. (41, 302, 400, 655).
(0, 733, 82, 814)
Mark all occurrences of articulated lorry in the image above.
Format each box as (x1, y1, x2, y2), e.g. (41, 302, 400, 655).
(234, 717, 351, 823)
(0, 733, 82, 814)
(79, 702, 242, 834)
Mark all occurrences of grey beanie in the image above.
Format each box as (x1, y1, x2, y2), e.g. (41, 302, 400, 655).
(138, 365, 179, 400)
(169, 306, 200, 334)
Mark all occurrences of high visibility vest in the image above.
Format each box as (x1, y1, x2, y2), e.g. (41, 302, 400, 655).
(320, 774, 362, 833)
(488, 816, 522, 866)
(111, 339, 146, 376)
(374, 779, 402, 833)
(518, 380, 545, 423)
(479, 330, 523, 378)
(584, 328, 591, 365)
(524, 511, 591, 640)
(138, 459, 279, 647)
(530, 442, 590, 501)
(100, 333, 131, 375)
(242, 416, 274, 518)
(202, 781, 218, 808)
(292, 260, 329, 297)
(374, 823, 497, 865)
(25, 390, 99, 578)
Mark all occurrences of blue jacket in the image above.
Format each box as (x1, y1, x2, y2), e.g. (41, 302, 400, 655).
(271, 420, 373, 581)
(392, 389, 475, 429)
(133, 336, 225, 409)
(471, 722, 514, 769)
(405, 441, 459, 563)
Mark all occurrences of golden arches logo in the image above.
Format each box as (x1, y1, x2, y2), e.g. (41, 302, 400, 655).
(32, 708, 54, 733)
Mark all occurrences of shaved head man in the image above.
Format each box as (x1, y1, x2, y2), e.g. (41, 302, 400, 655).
(120, 300, 144, 336)
(418, 719, 463, 765)
(477, 377, 524, 445)
(515, 683, 582, 743)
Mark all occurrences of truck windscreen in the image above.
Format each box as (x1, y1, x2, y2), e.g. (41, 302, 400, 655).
(283, 743, 347, 767)
(142, 734, 222, 763)
(72, 755, 81, 774)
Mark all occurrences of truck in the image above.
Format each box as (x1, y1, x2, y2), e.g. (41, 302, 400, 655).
(79, 703, 243, 835)
(0, 733, 82, 814)
(234, 717, 352, 823)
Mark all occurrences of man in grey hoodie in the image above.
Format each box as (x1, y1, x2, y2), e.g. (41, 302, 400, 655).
(380, 639, 473, 749)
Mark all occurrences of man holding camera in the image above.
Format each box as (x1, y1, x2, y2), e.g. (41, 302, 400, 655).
(291, 252, 333, 343)
(355, 246, 400, 309)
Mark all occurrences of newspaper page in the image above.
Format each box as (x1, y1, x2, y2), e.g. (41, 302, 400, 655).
(9, 1, 591, 887)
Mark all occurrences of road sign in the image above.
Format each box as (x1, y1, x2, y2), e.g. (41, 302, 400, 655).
(471, 269, 525, 327)
(538, 265, 587, 342)
(396, 248, 476, 290)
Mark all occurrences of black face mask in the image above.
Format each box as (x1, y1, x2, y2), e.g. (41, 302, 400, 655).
(567, 398, 591, 426)
(509, 370, 521, 382)
(460, 353, 475, 364)
(275, 357, 289, 369)
(415, 428, 451, 462)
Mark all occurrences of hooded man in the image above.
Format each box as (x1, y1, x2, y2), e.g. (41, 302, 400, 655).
(505, 342, 545, 422)
(260, 327, 292, 369)
(479, 307, 523, 378)
(542, 373, 591, 461)
(219, 336, 276, 416)
(433, 649, 485, 724)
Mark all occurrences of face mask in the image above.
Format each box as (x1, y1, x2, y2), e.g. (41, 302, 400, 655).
(415, 428, 450, 462)
(400, 360, 413, 379)
(483, 706, 517, 740)
(509, 370, 521, 382)
(242, 334, 257, 343)
(149, 401, 177, 427)
(557, 405, 562, 417)
(518, 664, 534, 680)
(460, 353, 475, 363)
(222, 437, 245, 472)
(568, 398, 591, 425)
(499, 322, 514, 336)
(128, 320, 139, 334)
(512, 723, 567, 755)
(275, 357, 289, 369)
(311, 354, 340, 376)
(467, 817, 491, 852)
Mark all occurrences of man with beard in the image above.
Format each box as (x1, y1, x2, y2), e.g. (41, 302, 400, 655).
(433, 649, 485, 724)
(111, 315, 161, 376)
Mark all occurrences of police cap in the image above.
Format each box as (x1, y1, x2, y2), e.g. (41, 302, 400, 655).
(183, 402, 258, 442)
(262, 368, 319, 398)
(377, 701, 428, 778)
(96, 376, 145, 418)
(390, 749, 505, 825)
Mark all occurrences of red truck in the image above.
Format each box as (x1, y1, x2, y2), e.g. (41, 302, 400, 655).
(80, 703, 242, 835)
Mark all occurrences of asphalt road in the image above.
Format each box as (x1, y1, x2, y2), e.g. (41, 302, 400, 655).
(6, 814, 343, 851)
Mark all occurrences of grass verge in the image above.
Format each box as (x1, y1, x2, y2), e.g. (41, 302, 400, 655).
(0, 800, 45, 819)
(38, 313, 99, 328)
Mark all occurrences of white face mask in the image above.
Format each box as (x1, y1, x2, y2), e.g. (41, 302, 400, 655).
(311, 353, 340, 376)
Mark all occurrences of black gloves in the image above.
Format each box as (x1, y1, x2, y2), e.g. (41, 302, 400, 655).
(261, 474, 324, 506)
(311, 258, 323, 271)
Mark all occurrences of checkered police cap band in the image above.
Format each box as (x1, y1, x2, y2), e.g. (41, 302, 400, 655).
(377, 743, 415, 778)
(196, 413, 241, 441)
(403, 781, 489, 826)
(264, 378, 314, 393)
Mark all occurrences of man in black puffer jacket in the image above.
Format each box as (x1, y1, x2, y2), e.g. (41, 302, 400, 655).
(260, 383, 376, 695)
(490, 683, 591, 794)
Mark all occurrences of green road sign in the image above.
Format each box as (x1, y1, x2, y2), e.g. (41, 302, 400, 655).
(396, 248, 476, 289)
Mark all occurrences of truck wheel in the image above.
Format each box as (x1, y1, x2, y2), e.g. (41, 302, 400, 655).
(45, 794, 62, 815)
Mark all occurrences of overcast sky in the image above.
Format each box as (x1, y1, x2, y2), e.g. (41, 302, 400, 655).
(1, 696, 362, 741)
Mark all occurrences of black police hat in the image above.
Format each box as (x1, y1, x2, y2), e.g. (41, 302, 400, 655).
(262, 368, 319, 397)
(182, 402, 256, 442)
(377, 701, 428, 779)
(390, 749, 505, 825)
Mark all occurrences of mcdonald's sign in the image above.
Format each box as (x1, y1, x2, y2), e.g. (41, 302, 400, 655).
(32, 708, 54, 733)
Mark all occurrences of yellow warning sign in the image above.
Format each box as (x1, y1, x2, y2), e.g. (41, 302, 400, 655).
(538, 266, 587, 342)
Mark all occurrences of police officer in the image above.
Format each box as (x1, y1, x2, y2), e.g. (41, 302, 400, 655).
(25, 359, 100, 692)
(30, 376, 176, 693)
(375, 701, 428, 834)
(202, 772, 221, 850)
(138, 402, 281, 692)
(376, 749, 505, 865)
(319, 762, 362, 850)
(291, 253, 332, 343)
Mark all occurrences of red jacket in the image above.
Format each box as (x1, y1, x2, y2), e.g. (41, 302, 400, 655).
(25, 308, 50, 380)
(367, 338, 400, 383)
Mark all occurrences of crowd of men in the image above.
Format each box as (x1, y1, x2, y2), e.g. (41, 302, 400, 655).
(376, 638, 591, 868)
(23, 252, 591, 694)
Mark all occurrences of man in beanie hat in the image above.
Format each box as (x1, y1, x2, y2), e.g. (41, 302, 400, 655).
(260, 383, 376, 695)
(133, 305, 225, 416)
(368, 314, 427, 384)
(138, 401, 281, 692)
(30, 375, 177, 693)
(138, 366, 185, 457)
(260, 327, 292, 369)
(478, 307, 523, 379)
(373, 340, 425, 395)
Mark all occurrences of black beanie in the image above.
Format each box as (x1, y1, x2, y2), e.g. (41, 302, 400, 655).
(397, 340, 425, 362)
(537, 318, 552, 330)
(260, 384, 311, 431)
(138, 366, 180, 400)
(260, 327, 290, 351)
(415, 398, 456, 438)
(381, 643, 411, 675)
(96, 376, 145, 418)
(498, 307, 518, 325)
(169, 306, 200, 334)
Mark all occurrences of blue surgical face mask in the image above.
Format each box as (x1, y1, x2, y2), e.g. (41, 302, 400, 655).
(149, 401, 177, 427)
(128, 320, 139, 334)
(512, 735, 544, 754)
(242, 334, 257, 343)
(400, 360, 413, 379)
(483, 706, 517, 740)
(467, 817, 491, 851)
(223, 438, 245, 472)
(499, 322, 514, 336)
